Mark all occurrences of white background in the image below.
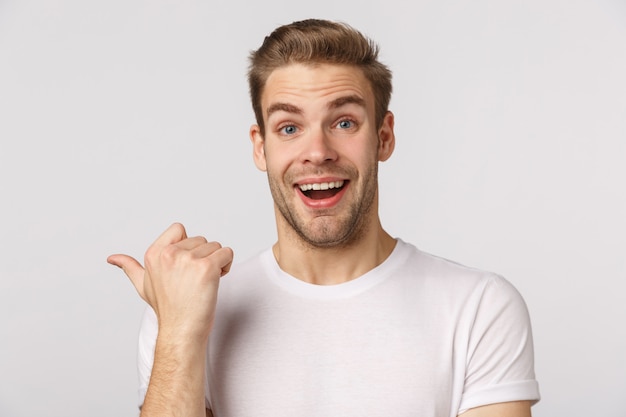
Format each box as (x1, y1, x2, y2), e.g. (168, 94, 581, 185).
(1, 0, 625, 416)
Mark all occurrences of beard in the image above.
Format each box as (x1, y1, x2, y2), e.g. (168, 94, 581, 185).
(267, 161, 379, 249)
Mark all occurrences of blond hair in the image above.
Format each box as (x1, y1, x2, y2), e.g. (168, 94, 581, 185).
(248, 19, 392, 135)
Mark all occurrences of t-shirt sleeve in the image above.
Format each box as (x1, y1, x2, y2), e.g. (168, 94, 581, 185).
(458, 275, 541, 413)
(136, 306, 158, 410)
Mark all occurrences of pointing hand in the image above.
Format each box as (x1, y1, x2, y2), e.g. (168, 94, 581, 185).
(107, 223, 233, 339)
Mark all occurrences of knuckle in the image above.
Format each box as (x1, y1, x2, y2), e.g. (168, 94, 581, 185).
(144, 246, 159, 267)
(145, 245, 158, 258)
(199, 257, 221, 276)
(160, 244, 178, 261)
(219, 246, 234, 260)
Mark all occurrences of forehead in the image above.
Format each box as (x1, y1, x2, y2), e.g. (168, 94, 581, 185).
(262, 63, 374, 111)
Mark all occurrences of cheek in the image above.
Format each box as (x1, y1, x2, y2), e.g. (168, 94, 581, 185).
(341, 140, 378, 165)
(263, 148, 291, 176)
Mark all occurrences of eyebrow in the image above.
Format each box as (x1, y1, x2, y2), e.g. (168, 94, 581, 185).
(327, 95, 366, 110)
(266, 103, 302, 118)
(265, 95, 367, 119)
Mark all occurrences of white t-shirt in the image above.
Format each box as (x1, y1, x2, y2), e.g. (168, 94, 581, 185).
(137, 239, 540, 416)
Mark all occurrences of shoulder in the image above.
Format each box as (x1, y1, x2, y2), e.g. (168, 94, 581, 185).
(394, 239, 511, 289)
(392, 240, 529, 314)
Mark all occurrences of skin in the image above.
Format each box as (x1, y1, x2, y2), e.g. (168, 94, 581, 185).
(461, 401, 532, 417)
(108, 224, 233, 417)
(249, 63, 396, 284)
(108, 62, 532, 417)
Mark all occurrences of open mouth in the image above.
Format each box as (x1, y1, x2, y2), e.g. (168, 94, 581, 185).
(298, 180, 346, 200)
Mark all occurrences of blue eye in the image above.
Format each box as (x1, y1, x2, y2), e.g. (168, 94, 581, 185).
(281, 125, 297, 135)
(337, 120, 353, 129)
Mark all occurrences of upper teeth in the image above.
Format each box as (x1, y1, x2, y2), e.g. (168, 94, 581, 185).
(299, 180, 344, 192)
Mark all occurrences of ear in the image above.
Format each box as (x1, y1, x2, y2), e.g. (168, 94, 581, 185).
(250, 124, 267, 171)
(377, 111, 395, 162)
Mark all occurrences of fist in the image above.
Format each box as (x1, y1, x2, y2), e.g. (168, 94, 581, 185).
(108, 223, 234, 339)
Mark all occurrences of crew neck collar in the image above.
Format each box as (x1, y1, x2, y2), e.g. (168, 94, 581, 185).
(260, 238, 410, 300)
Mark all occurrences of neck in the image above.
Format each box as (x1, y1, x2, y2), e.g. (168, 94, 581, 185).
(272, 221, 396, 285)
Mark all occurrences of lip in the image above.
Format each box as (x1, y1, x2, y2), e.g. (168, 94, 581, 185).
(295, 178, 349, 209)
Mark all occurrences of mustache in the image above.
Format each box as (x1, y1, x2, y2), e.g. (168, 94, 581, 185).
(285, 164, 357, 182)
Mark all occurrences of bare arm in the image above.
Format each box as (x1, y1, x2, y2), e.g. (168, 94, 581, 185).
(141, 333, 208, 416)
(459, 401, 532, 417)
(108, 223, 233, 417)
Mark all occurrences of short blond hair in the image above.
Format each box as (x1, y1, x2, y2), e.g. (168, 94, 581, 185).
(248, 19, 393, 135)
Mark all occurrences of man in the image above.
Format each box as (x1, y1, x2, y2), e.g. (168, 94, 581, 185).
(108, 19, 540, 417)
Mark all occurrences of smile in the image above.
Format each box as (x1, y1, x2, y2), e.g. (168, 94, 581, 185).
(298, 180, 346, 200)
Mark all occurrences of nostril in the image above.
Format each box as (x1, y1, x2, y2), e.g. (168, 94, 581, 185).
(302, 137, 338, 163)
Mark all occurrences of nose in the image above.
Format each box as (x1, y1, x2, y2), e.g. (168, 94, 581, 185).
(301, 127, 338, 165)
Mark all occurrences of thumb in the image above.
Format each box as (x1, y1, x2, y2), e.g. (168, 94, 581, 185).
(107, 254, 146, 300)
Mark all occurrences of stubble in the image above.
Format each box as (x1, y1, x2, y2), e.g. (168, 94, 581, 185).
(267, 161, 379, 250)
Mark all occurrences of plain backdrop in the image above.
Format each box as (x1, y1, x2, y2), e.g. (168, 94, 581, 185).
(1, 0, 625, 416)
